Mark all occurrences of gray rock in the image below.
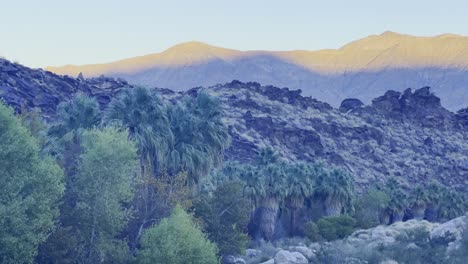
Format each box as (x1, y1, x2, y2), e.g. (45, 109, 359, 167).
(288, 246, 315, 260)
(274, 250, 308, 264)
(221, 255, 246, 264)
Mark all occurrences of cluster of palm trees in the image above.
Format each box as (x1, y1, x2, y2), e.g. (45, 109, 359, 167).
(106, 87, 230, 182)
(375, 179, 466, 224)
(211, 149, 355, 240)
(48, 87, 232, 249)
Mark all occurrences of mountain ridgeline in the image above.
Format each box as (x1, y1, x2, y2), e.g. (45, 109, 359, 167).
(47, 32, 468, 111)
(1, 58, 467, 192)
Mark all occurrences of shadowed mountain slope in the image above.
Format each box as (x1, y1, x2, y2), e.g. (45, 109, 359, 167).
(47, 32, 468, 111)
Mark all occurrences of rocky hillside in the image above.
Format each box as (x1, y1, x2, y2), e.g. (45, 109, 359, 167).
(1, 59, 467, 192)
(198, 82, 467, 191)
(0, 58, 132, 119)
(46, 32, 468, 111)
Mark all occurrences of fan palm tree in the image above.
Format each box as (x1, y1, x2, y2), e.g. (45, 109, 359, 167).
(242, 162, 288, 241)
(165, 91, 230, 183)
(106, 87, 172, 175)
(284, 162, 315, 235)
(438, 189, 466, 221)
(48, 93, 102, 176)
(425, 181, 444, 221)
(314, 167, 355, 217)
(382, 187, 408, 224)
(409, 185, 430, 220)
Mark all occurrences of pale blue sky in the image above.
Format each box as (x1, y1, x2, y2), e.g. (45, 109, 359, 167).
(1, 0, 467, 68)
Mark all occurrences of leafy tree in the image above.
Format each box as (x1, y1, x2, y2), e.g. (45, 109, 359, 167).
(0, 102, 65, 263)
(304, 221, 321, 242)
(137, 205, 218, 264)
(18, 106, 48, 148)
(71, 127, 137, 263)
(194, 181, 250, 256)
(354, 188, 390, 228)
(314, 168, 355, 217)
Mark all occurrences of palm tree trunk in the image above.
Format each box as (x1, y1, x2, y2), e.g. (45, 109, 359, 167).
(286, 196, 303, 235)
(379, 211, 391, 225)
(412, 204, 426, 220)
(391, 210, 404, 223)
(324, 199, 342, 216)
(424, 203, 438, 222)
(258, 196, 279, 241)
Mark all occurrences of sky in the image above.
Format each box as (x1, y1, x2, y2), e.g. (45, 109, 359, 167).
(1, 0, 467, 68)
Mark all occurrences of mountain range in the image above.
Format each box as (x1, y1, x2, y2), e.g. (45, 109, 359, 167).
(46, 31, 468, 111)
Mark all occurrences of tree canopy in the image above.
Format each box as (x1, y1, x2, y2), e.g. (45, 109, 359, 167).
(0, 102, 65, 263)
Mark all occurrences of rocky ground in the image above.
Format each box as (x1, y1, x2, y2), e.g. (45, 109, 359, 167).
(223, 215, 467, 264)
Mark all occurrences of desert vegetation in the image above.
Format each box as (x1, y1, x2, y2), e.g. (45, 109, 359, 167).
(0, 87, 466, 263)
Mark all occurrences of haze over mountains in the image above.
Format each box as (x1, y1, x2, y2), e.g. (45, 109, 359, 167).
(47, 31, 468, 111)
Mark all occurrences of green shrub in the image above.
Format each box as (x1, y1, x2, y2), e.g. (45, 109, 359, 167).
(317, 215, 356, 241)
(194, 181, 250, 256)
(137, 205, 219, 264)
(304, 221, 321, 242)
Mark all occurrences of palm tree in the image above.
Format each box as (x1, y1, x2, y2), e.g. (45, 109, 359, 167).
(314, 167, 355, 217)
(409, 185, 429, 220)
(438, 188, 466, 221)
(383, 178, 408, 223)
(48, 93, 102, 176)
(242, 162, 288, 241)
(284, 162, 315, 235)
(165, 91, 230, 183)
(425, 181, 444, 222)
(106, 87, 172, 175)
(382, 187, 408, 224)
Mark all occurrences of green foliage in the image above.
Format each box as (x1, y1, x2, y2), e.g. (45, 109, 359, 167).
(0, 102, 65, 263)
(137, 205, 219, 264)
(106, 87, 171, 174)
(194, 181, 250, 256)
(165, 91, 231, 182)
(314, 167, 355, 216)
(317, 215, 356, 241)
(71, 127, 138, 263)
(354, 188, 390, 228)
(107, 88, 230, 183)
(304, 221, 321, 242)
(438, 189, 466, 221)
(49, 93, 102, 138)
(383, 178, 408, 220)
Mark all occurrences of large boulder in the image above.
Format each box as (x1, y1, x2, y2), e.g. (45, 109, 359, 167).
(274, 250, 308, 264)
(340, 98, 364, 112)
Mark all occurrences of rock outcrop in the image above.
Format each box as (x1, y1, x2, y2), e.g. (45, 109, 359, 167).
(199, 81, 467, 192)
(0, 58, 132, 119)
